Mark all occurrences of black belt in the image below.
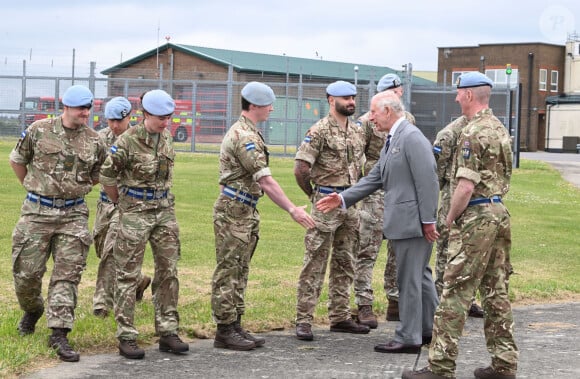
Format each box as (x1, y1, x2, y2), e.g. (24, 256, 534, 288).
(222, 186, 259, 208)
(315, 185, 350, 194)
(26, 192, 85, 208)
(468, 196, 502, 206)
(124, 187, 168, 200)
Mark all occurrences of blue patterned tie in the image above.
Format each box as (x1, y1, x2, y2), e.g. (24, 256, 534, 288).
(384, 134, 392, 153)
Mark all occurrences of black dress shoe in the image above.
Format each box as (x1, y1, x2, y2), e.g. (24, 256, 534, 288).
(296, 323, 313, 341)
(374, 340, 421, 354)
(468, 303, 484, 318)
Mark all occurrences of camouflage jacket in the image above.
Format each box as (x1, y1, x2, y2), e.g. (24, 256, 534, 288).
(453, 109, 512, 198)
(433, 116, 468, 192)
(10, 116, 105, 198)
(218, 115, 272, 197)
(99, 122, 175, 191)
(295, 113, 365, 187)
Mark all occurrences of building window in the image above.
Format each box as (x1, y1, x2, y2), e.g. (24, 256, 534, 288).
(539, 69, 547, 91)
(451, 71, 474, 86)
(550, 70, 558, 92)
(485, 68, 518, 88)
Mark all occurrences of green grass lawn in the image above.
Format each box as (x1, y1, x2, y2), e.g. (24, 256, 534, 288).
(0, 139, 579, 377)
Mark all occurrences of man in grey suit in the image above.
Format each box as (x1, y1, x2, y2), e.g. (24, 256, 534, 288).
(317, 91, 439, 353)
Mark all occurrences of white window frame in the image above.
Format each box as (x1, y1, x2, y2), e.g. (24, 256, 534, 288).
(539, 69, 547, 91)
(550, 70, 559, 92)
(451, 71, 473, 86)
(485, 68, 519, 89)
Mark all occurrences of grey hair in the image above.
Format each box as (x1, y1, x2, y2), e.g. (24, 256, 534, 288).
(373, 91, 405, 115)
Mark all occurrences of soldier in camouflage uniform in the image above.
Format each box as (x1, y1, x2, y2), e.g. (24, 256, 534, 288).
(10, 85, 106, 362)
(92, 97, 151, 319)
(404, 72, 518, 379)
(211, 82, 314, 351)
(294, 81, 369, 341)
(99, 90, 188, 360)
(433, 116, 485, 319)
(354, 73, 416, 327)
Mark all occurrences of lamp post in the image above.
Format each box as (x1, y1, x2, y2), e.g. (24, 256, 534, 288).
(354, 65, 359, 86)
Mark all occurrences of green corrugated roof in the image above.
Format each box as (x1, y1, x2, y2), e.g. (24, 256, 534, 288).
(102, 43, 434, 86)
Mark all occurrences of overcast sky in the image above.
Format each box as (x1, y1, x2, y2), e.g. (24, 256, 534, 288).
(1, 0, 579, 77)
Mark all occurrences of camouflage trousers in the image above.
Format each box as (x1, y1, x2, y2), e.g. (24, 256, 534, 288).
(355, 190, 383, 305)
(113, 204, 181, 340)
(296, 192, 359, 325)
(434, 192, 451, 297)
(93, 201, 145, 312)
(429, 203, 519, 377)
(382, 239, 398, 301)
(211, 196, 260, 325)
(12, 200, 91, 330)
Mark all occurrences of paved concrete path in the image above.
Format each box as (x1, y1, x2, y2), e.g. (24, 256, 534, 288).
(24, 303, 580, 379)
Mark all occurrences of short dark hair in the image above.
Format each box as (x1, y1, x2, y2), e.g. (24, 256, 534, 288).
(241, 97, 251, 111)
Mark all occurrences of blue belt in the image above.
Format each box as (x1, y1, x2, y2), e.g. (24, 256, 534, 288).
(100, 191, 112, 203)
(125, 187, 168, 200)
(26, 192, 85, 208)
(222, 186, 259, 208)
(315, 185, 350, 194)
(468, 196, 502, 206)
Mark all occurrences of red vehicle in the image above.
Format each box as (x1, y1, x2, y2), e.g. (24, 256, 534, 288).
(20, 96, 63, 126)
(20, 96, 105, 129)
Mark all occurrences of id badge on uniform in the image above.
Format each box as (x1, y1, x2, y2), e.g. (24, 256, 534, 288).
(158, 158, 168, 179)
(63, 154, 75, 171)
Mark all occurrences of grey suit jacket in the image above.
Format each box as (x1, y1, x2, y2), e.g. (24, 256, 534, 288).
(342, 120, 439, 240)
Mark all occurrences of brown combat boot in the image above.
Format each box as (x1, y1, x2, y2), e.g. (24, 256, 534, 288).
(474, 366, 515, 379)
(48, 328, 80, 362)
(159, 334, 189, 353)
(402, 367, 453, 378)
(214, 323, 255, 351)
(357, 305, 378, 329)
(17, 307, 44, 336)
(119, 339, 145, 359)
(234, 315, 265, 347)
(136, 275, 152, 302)
(330, 319, 370, 334)
(386, 299, 400, 321)
(296, 323, 313, 340)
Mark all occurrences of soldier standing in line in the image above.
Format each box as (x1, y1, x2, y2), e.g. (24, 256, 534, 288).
(10, 85, 106, 362)
(100, 89, 188, 359)
(294, 80, 370, 341)
(92, 96, 151, 318)
(433, 116, 485, 318)
(354, 73, 415, 328)
(403, 72, 518, 379)
(211, 81, 315, 351)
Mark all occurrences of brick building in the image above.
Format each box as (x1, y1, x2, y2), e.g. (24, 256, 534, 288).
(437, 42, 565, 152)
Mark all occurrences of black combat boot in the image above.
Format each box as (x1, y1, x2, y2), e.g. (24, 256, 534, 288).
(234, 315, 265, 347)
(214, 323, 255, 351)
(48, 328, 80, 362)
(17, 307, 44, 336)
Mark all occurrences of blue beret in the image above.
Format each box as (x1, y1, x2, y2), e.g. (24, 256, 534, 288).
(62, 85, 93, 107)
(241, 82, 276, 106)
(377, 73, 402, 92)
(142, 90, 175, 116)
(105, 97, 132, 119)
(326, 81, 357, 97)
(457, 72, 494, 89)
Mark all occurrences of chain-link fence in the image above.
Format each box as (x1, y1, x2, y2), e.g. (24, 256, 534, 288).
(0, 72, 517, 157)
